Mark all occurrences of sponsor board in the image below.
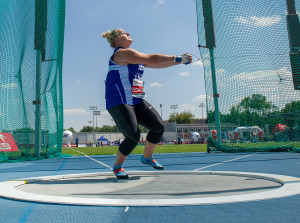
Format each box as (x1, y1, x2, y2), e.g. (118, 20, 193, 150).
(0, 133, 19, 152)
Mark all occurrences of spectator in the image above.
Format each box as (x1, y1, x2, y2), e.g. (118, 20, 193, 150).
(75, 137, 79, 147)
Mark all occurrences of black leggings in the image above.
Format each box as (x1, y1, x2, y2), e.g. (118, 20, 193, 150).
(108, 100, 164, 156)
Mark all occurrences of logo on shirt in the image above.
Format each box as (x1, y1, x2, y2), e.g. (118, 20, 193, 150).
(138, 64, 144, 71)
(134, 73, 143, 80)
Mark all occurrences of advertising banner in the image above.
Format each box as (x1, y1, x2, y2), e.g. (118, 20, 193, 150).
(0, 133, 19, 152)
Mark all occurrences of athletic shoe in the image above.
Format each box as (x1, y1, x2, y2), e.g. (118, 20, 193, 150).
(141, 156, 164, 170)
(113, 165, 129, 179)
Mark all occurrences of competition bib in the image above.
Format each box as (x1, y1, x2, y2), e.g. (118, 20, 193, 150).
(132, 79, 145, 98)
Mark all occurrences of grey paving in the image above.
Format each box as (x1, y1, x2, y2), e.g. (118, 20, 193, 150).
(17, 172, 282, 199)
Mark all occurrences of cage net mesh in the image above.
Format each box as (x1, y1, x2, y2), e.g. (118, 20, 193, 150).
(196, 0, 300, 152)
(0, 0, 66, 162)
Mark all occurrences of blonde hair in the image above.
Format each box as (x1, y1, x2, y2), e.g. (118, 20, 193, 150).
(102, 28, 123, 48)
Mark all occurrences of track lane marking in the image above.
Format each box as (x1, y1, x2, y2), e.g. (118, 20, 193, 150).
(125, 206, 129, 212)
(69, 148, 113, 170)
(193, 153, 257, 171)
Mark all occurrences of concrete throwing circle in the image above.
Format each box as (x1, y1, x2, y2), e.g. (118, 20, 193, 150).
(1, 171, 300, 206)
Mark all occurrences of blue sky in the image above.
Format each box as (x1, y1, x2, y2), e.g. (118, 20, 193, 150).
(63, 0, 205, 131)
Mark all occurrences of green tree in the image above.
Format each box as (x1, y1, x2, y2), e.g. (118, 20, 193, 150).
(80, 126, 94, 132)
(168, 111, 195, 124)
(99, 125, 113, 132)
(281, 101, 300, 113)
(97, 125, 119, 132)
(67, 127, 76, 133)
(14, 128, 35, 133)
(112, 125, 119, 132)
(280, 100, 300, 127)
(221, 106, 240, 125)
(239, 94, 276, 115)
(208, 94, 280, 128)
(80, 125, 146, 133)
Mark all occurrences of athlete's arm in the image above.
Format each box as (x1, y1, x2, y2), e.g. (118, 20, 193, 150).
(113, 48, 180, 68)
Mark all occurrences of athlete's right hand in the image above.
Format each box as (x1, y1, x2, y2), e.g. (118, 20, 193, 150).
(181, 53, 192, 65)
(174, 53, 192, 65)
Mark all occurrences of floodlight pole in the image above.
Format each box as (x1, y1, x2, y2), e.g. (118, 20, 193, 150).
(94, 111, 100, 143)
(89, 106, 97, 146)
(160, 104, 163, 119)
(170, 105, 178, 142)
(199, 103, 205, 125)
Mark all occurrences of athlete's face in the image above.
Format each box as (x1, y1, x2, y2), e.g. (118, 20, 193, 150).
(115, 30, 133, 47)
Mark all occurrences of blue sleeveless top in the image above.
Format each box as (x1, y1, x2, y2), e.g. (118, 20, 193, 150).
(105, 47, 144, 110)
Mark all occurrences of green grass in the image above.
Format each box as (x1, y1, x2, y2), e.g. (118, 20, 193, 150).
(61, 141, 300, 156)
(62, 144, 207, 156)
(227, 141, 300, 148)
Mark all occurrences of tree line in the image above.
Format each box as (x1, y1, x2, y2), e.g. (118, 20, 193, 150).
(66, 125, 149, 133)
(207, 94, 300, 129)
(66, 94, 299, 133)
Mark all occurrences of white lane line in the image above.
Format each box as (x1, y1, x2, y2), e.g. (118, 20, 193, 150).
(124, 206, 129, 212)
(193, 153, 257, 171)
(69, 148, 113, 170)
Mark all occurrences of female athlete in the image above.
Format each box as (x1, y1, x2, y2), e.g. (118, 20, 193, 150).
(102, 28, 192, 179)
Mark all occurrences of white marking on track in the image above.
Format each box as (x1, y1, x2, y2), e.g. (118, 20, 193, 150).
(69, 148, 113, 170)
(193, 153, 257, 171)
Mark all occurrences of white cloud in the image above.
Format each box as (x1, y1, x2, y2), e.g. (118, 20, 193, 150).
(1, 83, 17, 89)
(68, 120, 75, 124)
(176, 103, 207, 119)
(76, 80, 81, 84)
(155, 0, 165, 8)
(178, 103, 198, 112)
(149, 82, 163, 87)
(156, 0, 165, 5)
(64, 110, 114, 132)
(101, 110, 109, 116)
(235, 16, 281, 27)
(179, 71, 190, 77)
(64, 108, 89, 115)
(232, 68, 281, 82)
(98, 110, 114, 123)
(192, 94, 206, 102)
(192, 60, 203, 67)
(86, 9, 99, 17)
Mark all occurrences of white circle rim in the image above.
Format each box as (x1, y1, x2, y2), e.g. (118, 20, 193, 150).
(0, 171, 299, 206)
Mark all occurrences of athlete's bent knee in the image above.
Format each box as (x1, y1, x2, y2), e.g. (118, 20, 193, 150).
(146, 125, 165, 144)
(119, 137, 139, 156)
(118, 131, 140, 156)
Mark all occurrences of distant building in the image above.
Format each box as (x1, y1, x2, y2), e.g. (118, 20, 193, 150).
(70, 121, 238, 145)
(163, 121, 237, 143)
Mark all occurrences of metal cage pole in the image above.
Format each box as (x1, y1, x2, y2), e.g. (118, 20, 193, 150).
(209, 48, 222, 144)
(34, 50, 42, 156)
(286, 0, 300, 90)
(34, 0, 47, 156)
(201, 0, 222, 144)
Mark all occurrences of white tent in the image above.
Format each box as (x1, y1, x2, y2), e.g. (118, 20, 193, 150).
(234, 126, 263, 140)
